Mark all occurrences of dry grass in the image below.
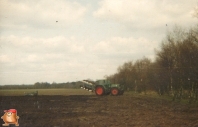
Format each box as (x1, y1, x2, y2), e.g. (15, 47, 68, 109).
(0, 89, 94, 96)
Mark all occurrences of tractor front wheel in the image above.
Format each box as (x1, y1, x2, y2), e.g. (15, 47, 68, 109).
(95, 86, 104, 96)
(111, 88, 119, 96)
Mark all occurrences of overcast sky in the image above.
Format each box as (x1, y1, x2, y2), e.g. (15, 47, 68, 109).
(0, 0, 197, 85)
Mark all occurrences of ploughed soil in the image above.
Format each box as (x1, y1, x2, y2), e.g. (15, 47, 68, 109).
(0, 93, 198, 127)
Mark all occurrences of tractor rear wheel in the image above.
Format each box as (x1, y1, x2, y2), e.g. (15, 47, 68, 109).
(111, 88, 119, 96)
(95, 86, 104, 96)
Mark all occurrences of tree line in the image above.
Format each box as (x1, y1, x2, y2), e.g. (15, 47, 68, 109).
(107, 24, 198, 102)
(0, 82, 82, 89)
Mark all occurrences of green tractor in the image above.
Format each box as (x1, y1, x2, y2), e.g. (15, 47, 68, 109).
(81, 79, 124, 96)
(95, 79, 124, 96)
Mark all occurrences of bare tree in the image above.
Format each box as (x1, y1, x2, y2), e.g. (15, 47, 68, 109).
(156, 25, 198, 102)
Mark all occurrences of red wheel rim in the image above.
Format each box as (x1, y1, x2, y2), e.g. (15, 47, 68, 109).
(112, 89, 118, 95)
(96, 87, 103, 95)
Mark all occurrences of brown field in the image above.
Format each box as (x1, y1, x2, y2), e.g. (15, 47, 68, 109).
(0, 89, 198, 127)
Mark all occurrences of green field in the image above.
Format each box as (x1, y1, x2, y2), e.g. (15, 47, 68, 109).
(0, 89, 94, 96)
